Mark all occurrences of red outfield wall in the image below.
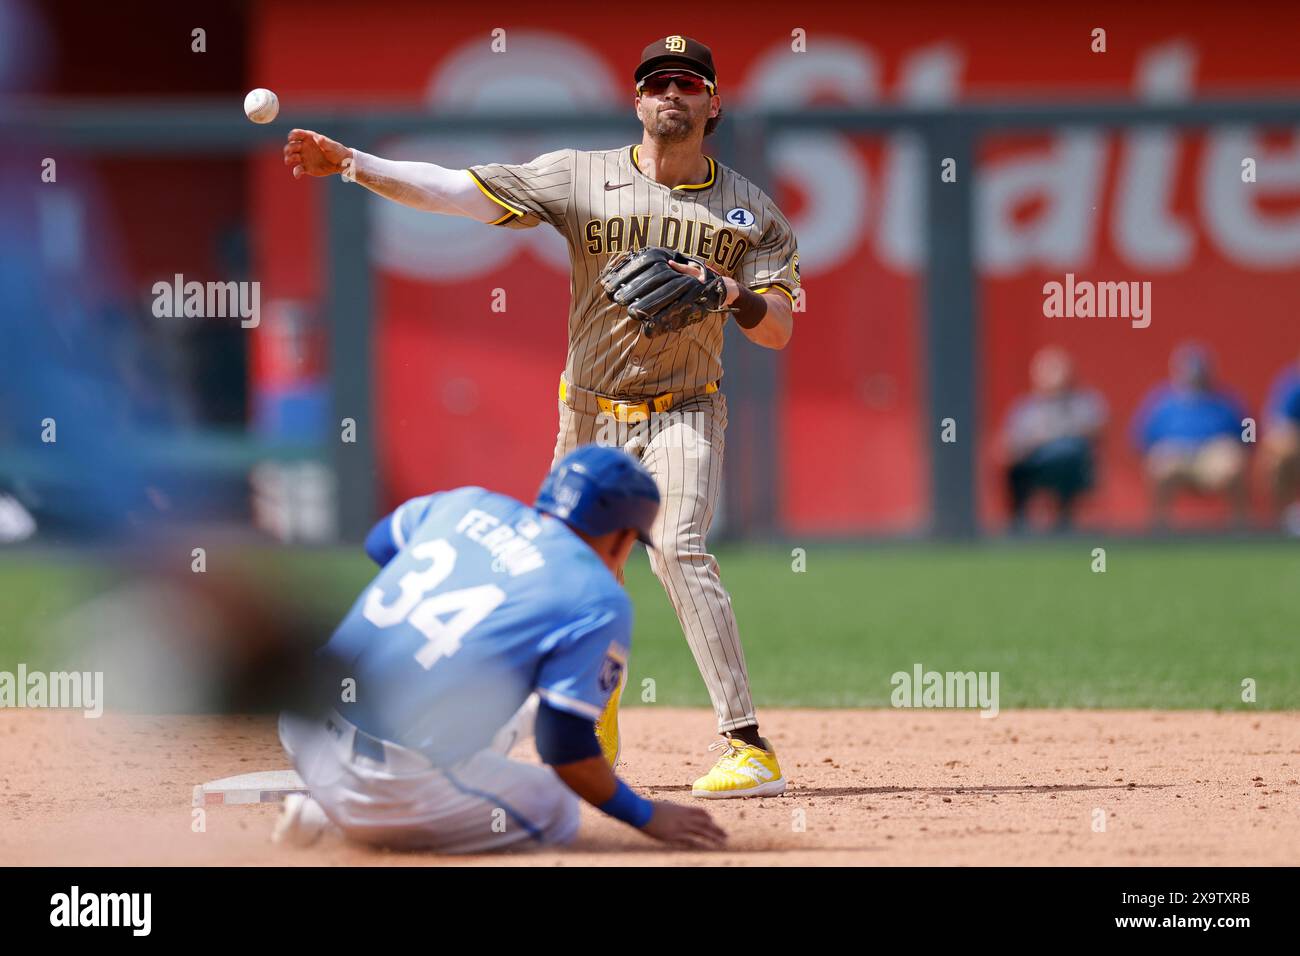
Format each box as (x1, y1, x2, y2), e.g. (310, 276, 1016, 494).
(252, 0, 1300, 533)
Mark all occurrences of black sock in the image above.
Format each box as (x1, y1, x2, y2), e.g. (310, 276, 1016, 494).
(728, 724, 763, 748)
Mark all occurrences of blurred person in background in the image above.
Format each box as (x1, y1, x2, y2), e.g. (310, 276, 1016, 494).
(1132, 343, 1249, 529)
(0, 147, 201, 543)
(1000, 347, 1106, 533)
(1260, 349, 1300, 533)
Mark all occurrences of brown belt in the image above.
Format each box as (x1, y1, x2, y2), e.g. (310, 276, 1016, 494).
(558, 376, 719, 423)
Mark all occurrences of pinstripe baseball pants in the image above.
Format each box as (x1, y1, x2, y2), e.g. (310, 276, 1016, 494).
(550, 389, 757, 732)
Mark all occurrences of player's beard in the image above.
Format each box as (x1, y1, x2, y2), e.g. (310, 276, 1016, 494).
(648, 105, 698, 143)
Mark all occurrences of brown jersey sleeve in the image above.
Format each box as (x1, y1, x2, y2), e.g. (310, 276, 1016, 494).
(466, 149, 575, 232)
(735, 206, 800, 303)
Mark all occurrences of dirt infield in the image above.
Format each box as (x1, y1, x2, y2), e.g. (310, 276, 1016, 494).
(2, 707, 1297, 866)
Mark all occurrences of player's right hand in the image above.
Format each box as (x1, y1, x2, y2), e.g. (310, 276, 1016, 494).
(284, 129, 351, 179)
(642, 800, 727, 849)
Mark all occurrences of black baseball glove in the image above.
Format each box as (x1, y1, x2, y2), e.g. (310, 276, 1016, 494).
(599, 246, 733, 338)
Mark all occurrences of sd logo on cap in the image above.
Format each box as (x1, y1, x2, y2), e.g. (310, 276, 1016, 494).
(635, 35, 718, 89)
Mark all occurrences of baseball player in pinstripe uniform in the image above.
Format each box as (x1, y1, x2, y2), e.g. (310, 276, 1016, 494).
(285, 35, 798, 798)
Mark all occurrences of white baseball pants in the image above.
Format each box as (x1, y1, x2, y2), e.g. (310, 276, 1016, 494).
(278, 696, 580, 854)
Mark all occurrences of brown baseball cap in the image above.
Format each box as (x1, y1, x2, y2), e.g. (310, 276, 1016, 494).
(635, 36, 717, 88)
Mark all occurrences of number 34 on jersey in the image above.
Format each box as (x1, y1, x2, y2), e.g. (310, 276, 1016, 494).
(362, 539, 506, 669)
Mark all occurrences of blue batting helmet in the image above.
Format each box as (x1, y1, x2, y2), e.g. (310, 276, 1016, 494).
(535, 445, 661, 546)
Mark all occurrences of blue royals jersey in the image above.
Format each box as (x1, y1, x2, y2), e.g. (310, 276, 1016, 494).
(1267, 368, 1300, 425)
(320, 487, 630, 766)
(1132, 387, 1246, 451)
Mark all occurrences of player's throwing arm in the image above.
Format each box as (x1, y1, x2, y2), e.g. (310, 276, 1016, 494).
(284, 128, 505, 222)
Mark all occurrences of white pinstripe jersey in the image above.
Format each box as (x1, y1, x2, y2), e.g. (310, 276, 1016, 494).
(468, 145, 800, 398)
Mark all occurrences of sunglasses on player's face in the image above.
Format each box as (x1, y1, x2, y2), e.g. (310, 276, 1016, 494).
(637, 70, 715, 97)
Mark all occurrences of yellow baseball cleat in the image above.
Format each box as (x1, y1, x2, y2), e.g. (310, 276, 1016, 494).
(595, 670, 626, 768)
(691, 736, 787, 799)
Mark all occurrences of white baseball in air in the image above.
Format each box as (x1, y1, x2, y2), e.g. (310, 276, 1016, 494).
(243, 88, 280, 124)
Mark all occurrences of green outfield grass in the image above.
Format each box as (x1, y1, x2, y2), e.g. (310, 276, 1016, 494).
(2, 542, 1297, 710)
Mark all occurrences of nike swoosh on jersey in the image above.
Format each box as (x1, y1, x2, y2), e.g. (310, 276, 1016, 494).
(604, 181, 632, 190)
